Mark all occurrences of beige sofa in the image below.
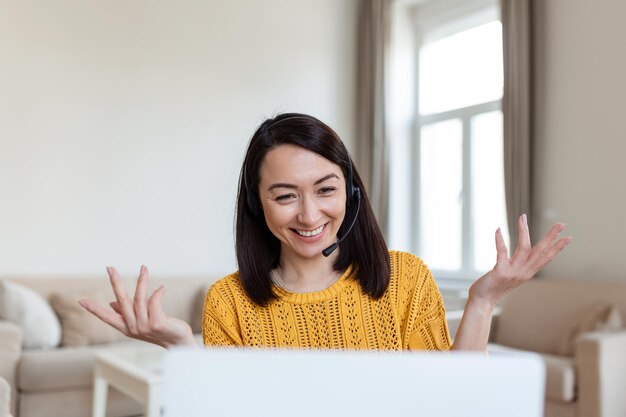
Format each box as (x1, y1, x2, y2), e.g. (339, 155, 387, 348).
(0, 276, 214, 417)
(3, 276, 625, 417)
(0, 376, 13, 417)
(487, 279, 626, 417)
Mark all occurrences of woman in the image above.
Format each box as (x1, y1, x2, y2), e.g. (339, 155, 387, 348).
(80, 113, 571, 351)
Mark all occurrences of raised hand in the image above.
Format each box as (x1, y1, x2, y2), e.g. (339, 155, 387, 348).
(451, 214, 571, 350)
(78, 265, 197, 348)
(468, 213, 572, 310)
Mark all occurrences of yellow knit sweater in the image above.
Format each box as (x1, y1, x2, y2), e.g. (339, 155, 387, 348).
(202, 250, 451, 350)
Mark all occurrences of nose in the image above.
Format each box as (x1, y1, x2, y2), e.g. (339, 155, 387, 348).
(296, 195, 322, 226)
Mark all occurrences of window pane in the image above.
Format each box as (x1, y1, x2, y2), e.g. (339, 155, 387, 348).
(419, 119, 462, 270)
(419, 21, 503, 115)
(471, 111, 509, 271)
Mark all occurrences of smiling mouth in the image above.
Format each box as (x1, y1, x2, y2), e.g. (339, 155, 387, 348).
(291, 224, 326, 237)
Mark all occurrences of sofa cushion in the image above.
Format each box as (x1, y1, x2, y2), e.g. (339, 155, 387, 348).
(0, 280, 61, 349)
(49, 290, 126, 347)
(493, 280, 626, 355)
(488, 343, 576, 403)
(18, 339, 161, 391)
(559, 304, 622, 356)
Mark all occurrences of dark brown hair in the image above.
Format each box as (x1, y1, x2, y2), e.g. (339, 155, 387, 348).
(236, 113, 390, 306)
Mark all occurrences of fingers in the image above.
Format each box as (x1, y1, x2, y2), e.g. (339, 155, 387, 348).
(109, 301, 122, 314)
(481, 219, 571, 306)
(545, 235, 572, 257)
(109, 278, 165, 346)
(532, 234, 572, 271)
(552, 235, 573, 254)
(78, 299, 129, 336)
(495, 228, 508, 265)
(107, 266, 137, 334)
(133, 265, 150, 332)
(147, 285, 166, 330)
(533, 223, 565, 255)
(516, 213, 531, 256)
(82, 268, 190, 348)
(80, 266, 172, 347)
(495, 216, 572, 274)
(521, 221, 571, 273)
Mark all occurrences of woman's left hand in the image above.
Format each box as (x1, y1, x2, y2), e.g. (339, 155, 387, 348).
(468, 213, 572, 310)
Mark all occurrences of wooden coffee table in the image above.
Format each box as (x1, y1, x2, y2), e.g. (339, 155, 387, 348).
(92, 348, 165, 417)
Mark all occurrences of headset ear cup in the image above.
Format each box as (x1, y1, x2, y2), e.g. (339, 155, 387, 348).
(346, 181, 353, 202)
(345, 183, 360, 204)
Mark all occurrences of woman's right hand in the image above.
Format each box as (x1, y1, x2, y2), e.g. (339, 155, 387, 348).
(78, 265, 197, 348)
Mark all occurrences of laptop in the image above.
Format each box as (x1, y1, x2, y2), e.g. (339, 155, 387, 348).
(163, 348, 545, 417)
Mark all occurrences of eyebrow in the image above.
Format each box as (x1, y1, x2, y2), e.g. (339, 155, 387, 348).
(267, 173, 340, 192)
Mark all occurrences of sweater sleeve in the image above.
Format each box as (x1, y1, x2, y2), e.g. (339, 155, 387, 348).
(397, 253, 452, 351)
(202, 278, 244, 347)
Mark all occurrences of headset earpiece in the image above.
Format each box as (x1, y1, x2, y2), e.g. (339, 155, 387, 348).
(344, 149, 359, 204)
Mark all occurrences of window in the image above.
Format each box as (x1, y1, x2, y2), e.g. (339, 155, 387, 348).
(389, 0, 509, 283)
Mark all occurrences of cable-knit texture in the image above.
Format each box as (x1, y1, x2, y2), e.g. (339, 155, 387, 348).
(202, 251, 451, 350)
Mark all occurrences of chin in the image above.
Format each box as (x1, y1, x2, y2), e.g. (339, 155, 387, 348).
(289, 241, 333, 259)
(296, 247, 327, 259)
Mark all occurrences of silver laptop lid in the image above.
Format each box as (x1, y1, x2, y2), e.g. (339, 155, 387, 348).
(164, 348, 545, 417)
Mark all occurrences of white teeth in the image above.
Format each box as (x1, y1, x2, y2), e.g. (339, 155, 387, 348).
(295, 225, 325, 237)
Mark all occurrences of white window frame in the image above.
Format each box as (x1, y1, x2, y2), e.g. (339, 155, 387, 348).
(408, 0, 503, 286)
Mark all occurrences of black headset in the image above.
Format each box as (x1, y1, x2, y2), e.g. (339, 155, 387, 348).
(322, 149, 361, 257)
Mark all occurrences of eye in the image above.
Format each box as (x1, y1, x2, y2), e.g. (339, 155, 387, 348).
(318, 187, 337, 195)
(275, 193, 297, 202)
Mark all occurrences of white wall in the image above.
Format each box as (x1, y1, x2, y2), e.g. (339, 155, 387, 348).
(533, 0, 626, 281)
(0, 0, 358, 277)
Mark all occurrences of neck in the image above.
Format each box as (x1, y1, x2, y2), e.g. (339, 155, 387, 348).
(274, 249, 341, 293)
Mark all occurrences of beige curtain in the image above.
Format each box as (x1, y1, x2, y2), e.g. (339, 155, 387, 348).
(356, 0, 392, 237)
(501, 0, 534, 247)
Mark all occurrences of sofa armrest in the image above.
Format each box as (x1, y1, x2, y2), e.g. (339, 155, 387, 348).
(0, 320, 22, 378)
(0, 376, 13, 417)
(0, 320, 23, 385)
(576, 330, 626, 417)
(0, 320, 22, 354)
(0, 321, 21, 417)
